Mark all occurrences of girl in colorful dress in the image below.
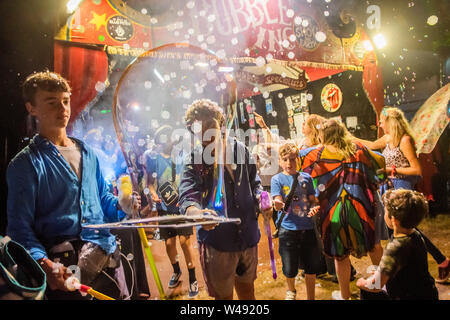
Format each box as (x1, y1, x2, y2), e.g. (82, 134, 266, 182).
(300, 119, 387, 300)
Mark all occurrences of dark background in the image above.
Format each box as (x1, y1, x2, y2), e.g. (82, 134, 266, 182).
(0, 0, 449, 235)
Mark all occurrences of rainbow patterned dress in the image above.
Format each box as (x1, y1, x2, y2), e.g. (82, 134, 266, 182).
(299, 142, 386, 258)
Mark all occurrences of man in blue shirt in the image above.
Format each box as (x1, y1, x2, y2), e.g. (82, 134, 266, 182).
(6, 71, 140, 299)
(178, 99, 272, 300)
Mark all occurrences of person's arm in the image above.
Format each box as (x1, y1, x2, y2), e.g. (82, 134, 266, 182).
(270, 176, 284, 211)
(307, 194, 320, 217)
(273, 195, 284, 211)
(358, 237, 406, 292)
(178, 159, 218, 230)
(6, 158, 48, 261)
(178, 158, 204, 215)
(352, 134, 388, 151)
(147, 174, 161, 204)
(7, 158, 71, 291)
(253, 112, 272, 143)
(356, 269, 389, 293)
(391, 135, 422, 176)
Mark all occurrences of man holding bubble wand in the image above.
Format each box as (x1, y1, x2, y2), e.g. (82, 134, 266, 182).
(178, 99, 273, 300)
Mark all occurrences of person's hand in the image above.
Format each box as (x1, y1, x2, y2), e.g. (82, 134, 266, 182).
(132, 191, 141, 212)
(253, 112, 268, 129)
(273, 198, 284, 211)
(186, 206, 219, 231)
(261, 207, 273, 221)
(307, 205, 320, 217)
(39, 258, 70, 292)
(356, 277, 367, 289)
(119, 190, 141, 216)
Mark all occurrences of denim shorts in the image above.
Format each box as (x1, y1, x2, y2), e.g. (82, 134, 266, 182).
(278, 227, 322, 278)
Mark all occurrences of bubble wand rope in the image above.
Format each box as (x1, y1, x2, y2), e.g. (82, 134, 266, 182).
(118, 176, 166, 300)
(260, 191, 277, 280)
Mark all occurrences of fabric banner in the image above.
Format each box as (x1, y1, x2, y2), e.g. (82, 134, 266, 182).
(54, 41, 109, 126)
(55, 0, 384, 126)
(410, 83, 450, 154)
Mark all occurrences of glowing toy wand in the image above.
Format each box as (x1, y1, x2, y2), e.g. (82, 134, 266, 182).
(260, 191, 277, 280)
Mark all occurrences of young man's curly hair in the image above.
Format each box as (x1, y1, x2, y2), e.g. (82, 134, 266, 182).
(22, 70, 71, 104)
(382, 188, 428, 229)
(184, 99, 225, 132)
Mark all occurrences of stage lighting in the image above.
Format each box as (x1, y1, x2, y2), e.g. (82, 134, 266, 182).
(66, 0, 83, 14)
(373, 33, 387, 49)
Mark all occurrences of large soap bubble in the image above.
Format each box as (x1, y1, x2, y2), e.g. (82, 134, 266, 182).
(112, 43, 236, 217)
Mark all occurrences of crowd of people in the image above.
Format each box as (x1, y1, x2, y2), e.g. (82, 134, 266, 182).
(3, 71, 449, 300)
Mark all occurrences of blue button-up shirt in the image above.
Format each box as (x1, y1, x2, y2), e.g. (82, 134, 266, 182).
(178, 138, 262, 252)
(6, 135, 126, 260)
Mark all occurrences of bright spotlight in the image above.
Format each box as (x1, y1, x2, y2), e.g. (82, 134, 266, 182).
(373, 34, 387, 49)
(66, 0, 83, 14)
(363, 40, 374, 51)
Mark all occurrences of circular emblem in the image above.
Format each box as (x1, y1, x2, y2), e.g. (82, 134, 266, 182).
(294, 15, 320, 51)
(321, 83, 343, 112)
(107, 15, 134, 42)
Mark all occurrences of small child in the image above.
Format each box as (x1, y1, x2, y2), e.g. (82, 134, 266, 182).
(270, 143, 320, 300)
(357, 188, 439, 300)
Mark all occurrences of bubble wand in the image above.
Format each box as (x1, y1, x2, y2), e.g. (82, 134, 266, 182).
(260, 191, 277, 280)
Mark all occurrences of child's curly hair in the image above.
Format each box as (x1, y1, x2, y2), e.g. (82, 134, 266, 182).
(22, 70, 71, 104)
(184, 99, 225, 132)
(382, 188, 428, 229)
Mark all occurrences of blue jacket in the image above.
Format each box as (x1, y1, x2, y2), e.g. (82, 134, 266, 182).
(6, 135, 126, 261)
(178, 138, 262, 252)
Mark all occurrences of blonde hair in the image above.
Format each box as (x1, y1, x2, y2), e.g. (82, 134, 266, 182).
(305, 114, 326, 146)
(320, 119, 356, 159)
(279, 142, 299, 158)
(382, 107, 416, 147)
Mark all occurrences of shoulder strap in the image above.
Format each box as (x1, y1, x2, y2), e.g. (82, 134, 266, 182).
(275, 173, 300, 232)
(171, 158, 177, 183)
(284, 172, 300, 212)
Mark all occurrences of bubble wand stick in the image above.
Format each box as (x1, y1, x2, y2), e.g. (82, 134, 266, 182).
(260, 191, 277, 280)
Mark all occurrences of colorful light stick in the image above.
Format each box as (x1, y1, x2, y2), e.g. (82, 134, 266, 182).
(260, 191, 277, 280)
(207, 130, 227, 217)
